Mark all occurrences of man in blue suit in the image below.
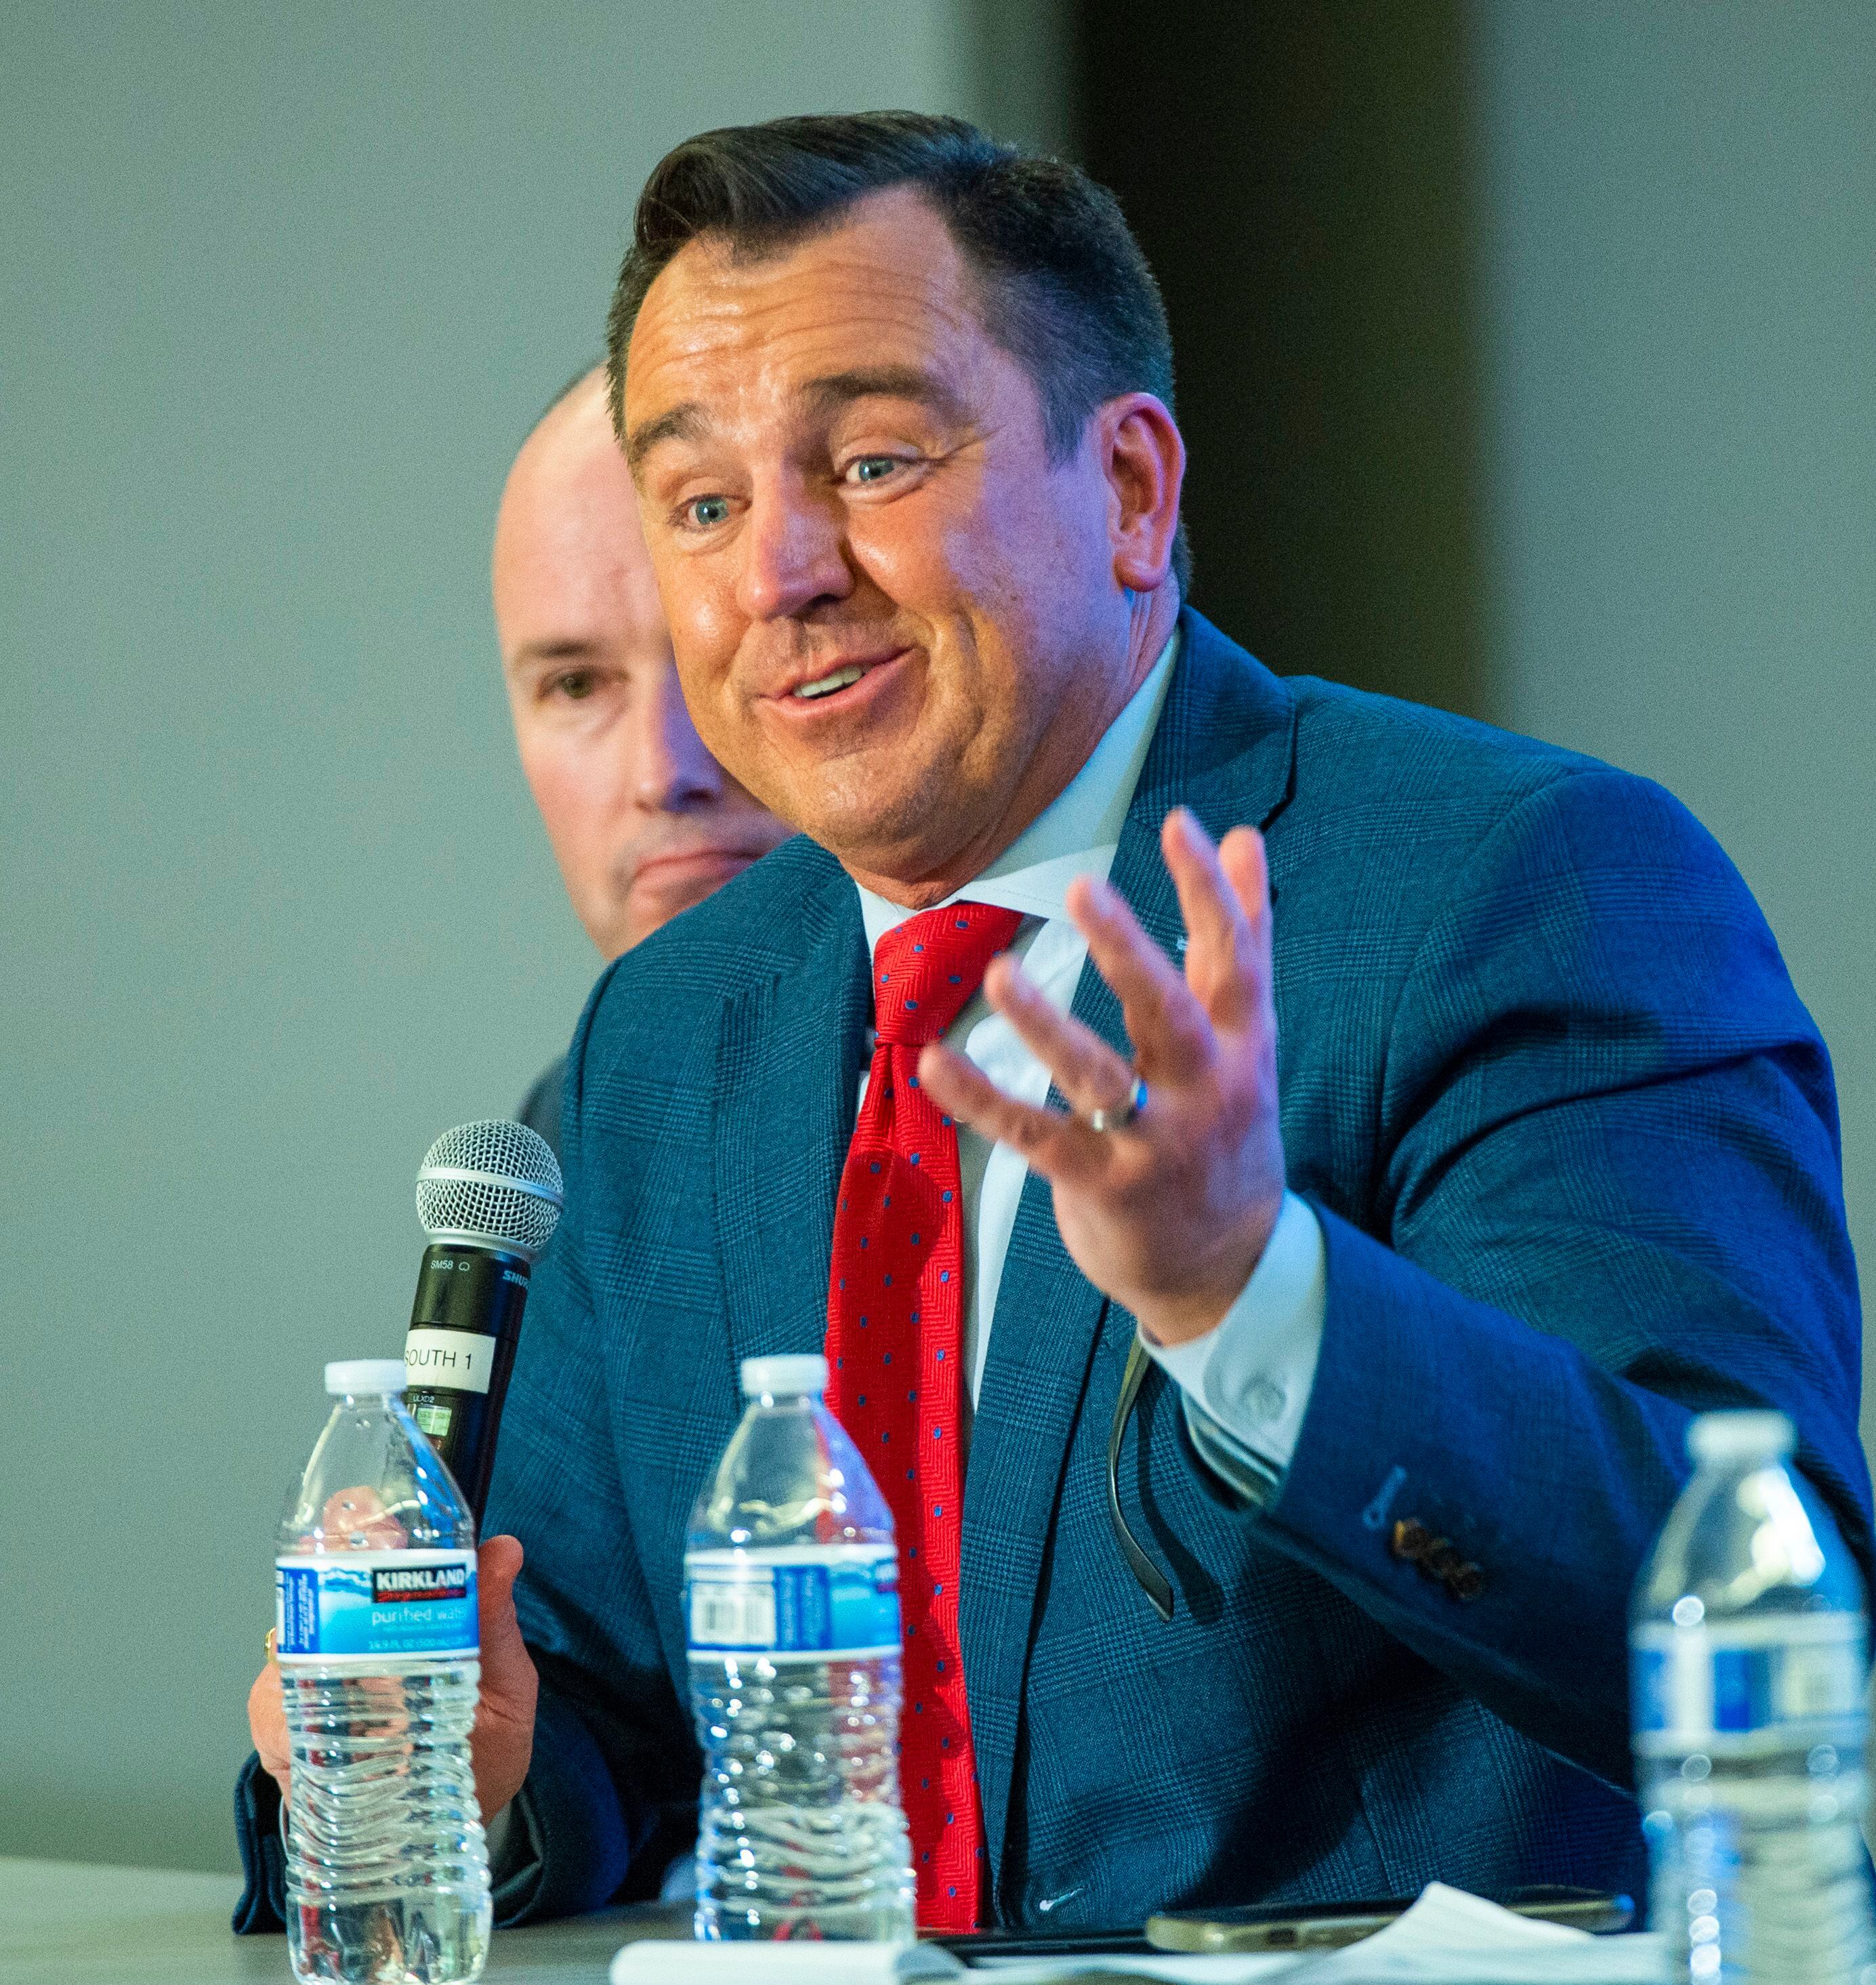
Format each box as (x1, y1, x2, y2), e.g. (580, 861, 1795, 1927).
(238, 112, 1871, 1935)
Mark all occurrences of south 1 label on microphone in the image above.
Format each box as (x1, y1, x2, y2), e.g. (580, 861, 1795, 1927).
(404, 1327, 497, 1396)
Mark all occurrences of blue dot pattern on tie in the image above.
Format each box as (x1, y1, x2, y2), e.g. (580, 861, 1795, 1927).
(820, 898, 1024, 1931)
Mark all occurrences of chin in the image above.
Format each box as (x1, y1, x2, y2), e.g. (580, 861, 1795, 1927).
(797, 770, 978, 877)
(633, 871, 749, 942)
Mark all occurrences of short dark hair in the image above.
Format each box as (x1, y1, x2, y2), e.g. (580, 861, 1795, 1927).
(605, 111, 1190, 596)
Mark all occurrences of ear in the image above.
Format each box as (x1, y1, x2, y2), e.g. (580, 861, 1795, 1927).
(1096, 393, 1186, 594)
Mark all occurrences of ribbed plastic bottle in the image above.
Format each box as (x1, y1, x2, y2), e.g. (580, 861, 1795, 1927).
(275, 1359, 491, 1984)
(684, 1353, 916, 1941)
(1632, 1409, 1874, 1984)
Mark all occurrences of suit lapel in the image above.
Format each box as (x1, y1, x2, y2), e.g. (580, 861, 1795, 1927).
(963, 610, 1298, 1891)
(713, 868, 870, 1396)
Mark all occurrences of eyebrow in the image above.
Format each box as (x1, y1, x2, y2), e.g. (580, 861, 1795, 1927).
(624, 365, 965, 472)
(624, 402, 707, 472)
(801, 365, 965, 423)
(506, 637, 596, 674)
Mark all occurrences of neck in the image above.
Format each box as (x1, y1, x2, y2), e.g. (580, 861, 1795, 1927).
(843, 589, 1179, 910)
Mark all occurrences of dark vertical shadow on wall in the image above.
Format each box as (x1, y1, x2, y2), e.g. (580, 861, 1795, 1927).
(1075, 3, 1484, 717)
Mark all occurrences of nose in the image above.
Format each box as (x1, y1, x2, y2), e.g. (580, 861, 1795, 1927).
(735, 472, 852, 623)
(632, 660, 722, 814)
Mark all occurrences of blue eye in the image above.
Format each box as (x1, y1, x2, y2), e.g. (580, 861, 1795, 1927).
(850, 456, 899, 484)
(687, 495, 730, 527)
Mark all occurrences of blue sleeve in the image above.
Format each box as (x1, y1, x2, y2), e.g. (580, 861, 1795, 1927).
(1257, 765, 1872, 1791)
(478, 977, 700, 1923)
(229, 1702, 643, 1932)
(230, 1751, 285, 1933)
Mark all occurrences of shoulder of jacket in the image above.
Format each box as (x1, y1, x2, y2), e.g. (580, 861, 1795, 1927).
(583, 835, 856, 1039)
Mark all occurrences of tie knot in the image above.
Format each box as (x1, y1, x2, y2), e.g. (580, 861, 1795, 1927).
(871, 902, 1025, 1045)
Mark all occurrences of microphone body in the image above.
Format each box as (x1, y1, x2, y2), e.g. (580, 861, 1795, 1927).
(400, 1121, 564, 1525)
(403, 1241, 533, 1520)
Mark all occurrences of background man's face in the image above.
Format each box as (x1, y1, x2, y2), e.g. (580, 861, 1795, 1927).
(623, 189, 1141, 894)
(493, 379, 791, 958)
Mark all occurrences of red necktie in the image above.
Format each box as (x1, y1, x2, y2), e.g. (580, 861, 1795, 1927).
(825, 900, 1024, 1931)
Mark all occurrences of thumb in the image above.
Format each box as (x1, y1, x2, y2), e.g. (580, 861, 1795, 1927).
(476, 1534, 530, 1680)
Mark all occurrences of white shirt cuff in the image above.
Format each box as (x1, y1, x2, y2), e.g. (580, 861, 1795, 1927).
(1137, 1190, 1327, 1477)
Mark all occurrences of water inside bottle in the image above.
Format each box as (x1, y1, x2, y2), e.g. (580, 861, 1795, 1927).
(686, 1368, 915, 1942)
(278, 1384, 490, 1984)
(1632, 1412, 1874, 1985)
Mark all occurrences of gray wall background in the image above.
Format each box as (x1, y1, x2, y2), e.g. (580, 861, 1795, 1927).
(1476, 2, 1876, 1449)
(1, 0, 978, 1874)
(5, 0, 1872, 1878)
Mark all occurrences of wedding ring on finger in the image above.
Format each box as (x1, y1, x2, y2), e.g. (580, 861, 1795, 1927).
(1087, 1075, 1148, 1134)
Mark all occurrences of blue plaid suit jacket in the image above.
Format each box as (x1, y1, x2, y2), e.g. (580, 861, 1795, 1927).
(236, 609, 1872, 1931)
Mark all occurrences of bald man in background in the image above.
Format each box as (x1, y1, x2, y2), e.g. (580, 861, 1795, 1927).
(495, 368, 792, 1150)
(233, 371, 790, 1929)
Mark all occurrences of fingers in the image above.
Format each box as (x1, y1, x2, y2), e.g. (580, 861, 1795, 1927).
(320, 1484, 407, 1549)
(1162, 810, 1268, 1034)
(480, 1532, 524, 1585)
(1215, 824, 1270, 932)
(247, 1543, 535, 1822)
(477, 1534, 532, 1691)
(979, 953, 1141, 1120)
(917, 813, 1270, 1178)
(247, 1660, 291, 1801)
(470, 1534, 538, 1822)
(916, 1043, 1108, 1188)
(1062, 873, 1213, 1083)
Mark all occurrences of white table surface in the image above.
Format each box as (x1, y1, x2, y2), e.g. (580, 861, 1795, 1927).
(0, 1856, 688, 1985)
(2, 1856, 1660, 1985)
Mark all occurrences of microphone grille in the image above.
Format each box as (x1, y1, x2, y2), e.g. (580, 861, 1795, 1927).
(416, 1119, 564, 1260)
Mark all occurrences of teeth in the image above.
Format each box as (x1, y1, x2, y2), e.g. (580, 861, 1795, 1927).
(793, 663, 865, 701)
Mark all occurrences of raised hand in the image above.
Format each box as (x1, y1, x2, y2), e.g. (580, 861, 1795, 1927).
(917, 808, 1285, 1347)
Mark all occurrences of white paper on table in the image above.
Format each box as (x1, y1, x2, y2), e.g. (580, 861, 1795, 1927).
(1298, 1884, 1663, 1983)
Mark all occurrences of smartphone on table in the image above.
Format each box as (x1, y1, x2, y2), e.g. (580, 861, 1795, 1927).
(1144, 1885, 1633, 1953)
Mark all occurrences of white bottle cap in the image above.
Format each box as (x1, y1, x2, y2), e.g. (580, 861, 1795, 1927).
(741, 1354, 829, 1400)
(1688, 1409, 1795, 1466)
(325, 1358, 410, 1398)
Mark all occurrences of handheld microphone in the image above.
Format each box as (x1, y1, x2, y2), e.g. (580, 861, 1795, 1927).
(400, 1120, 564, 1523)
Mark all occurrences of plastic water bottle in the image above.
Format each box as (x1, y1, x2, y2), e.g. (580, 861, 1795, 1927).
(684, 1353, 915, 1941)
(1632, 1410, 1875, 1984)
(275, 1359, 491, 1984)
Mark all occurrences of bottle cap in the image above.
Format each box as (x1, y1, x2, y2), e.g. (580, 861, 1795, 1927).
(325, 1358, 410, 1398)
(741, 1354, 829, 1400)
(1688, 1409, 1795, 1466)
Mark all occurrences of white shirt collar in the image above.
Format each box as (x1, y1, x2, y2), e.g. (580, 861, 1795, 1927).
(856, 630, 1180, 950)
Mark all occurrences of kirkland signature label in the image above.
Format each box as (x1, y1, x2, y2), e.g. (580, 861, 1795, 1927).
(1633, 1612, 1865, 1753)
(275, 1549, 478, 1663)
(684, 1544, 900, 1662)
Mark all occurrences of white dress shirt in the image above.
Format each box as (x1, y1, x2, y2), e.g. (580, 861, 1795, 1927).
(853, 632, 1327, 1488)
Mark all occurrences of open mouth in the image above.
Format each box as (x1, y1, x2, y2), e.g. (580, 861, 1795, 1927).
(768, 646, 910, 718)
(791, 661, 871, 701)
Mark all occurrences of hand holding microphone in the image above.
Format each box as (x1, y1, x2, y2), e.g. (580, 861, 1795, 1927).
(249, 1121, 562, 1826)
